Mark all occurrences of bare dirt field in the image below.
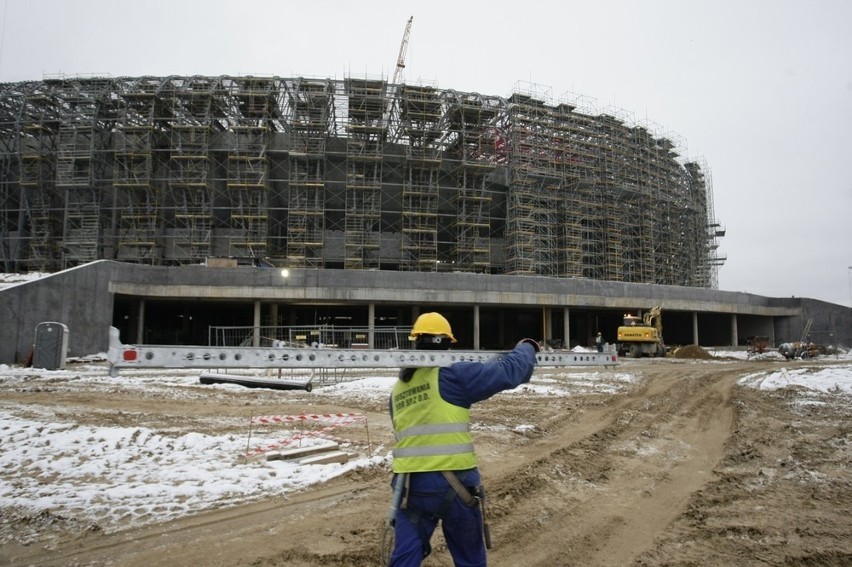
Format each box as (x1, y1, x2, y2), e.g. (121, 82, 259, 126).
(2, 355, 850, 567)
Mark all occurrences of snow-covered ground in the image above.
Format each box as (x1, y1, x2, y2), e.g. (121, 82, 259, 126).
(0, 271, 50, 289)
(1, 353, 850, 537)
(683, 347, 852, 395)
(737, 364, 852, 395)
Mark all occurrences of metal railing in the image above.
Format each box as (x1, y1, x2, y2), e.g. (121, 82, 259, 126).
(208, 325, 410, 350)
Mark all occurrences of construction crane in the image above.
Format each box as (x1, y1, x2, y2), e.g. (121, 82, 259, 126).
(392, 16, 413, 86)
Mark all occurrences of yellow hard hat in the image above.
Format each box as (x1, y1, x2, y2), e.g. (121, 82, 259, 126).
(409, 312, 457, 343)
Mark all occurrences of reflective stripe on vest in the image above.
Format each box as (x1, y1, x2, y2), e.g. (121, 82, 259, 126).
(392, 367, 476, 473)
(395, 422, 470, 440)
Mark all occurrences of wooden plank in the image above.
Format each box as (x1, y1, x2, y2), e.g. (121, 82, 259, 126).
(266, 443, 340, 462)
(299, 451, 350, 465)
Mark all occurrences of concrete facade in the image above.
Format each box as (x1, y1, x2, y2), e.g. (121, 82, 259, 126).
(2, 260, 850, 364)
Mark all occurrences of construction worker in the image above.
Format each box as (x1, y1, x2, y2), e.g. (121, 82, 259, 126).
(596, 331, 604, 352)
(388, 312, 539, 567)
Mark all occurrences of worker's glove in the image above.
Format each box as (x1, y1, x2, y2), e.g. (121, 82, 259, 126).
(518, 338, 541, 353)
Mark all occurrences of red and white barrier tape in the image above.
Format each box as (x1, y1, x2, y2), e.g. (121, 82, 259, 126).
(245, 430, 358, 457)
(246, 412, 369, 457)
(251, 412, 367, 425)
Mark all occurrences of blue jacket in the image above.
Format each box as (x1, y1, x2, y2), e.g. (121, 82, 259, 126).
(390, 341, 537, 492)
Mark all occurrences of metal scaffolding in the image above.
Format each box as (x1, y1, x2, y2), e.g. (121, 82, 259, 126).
(344, 78, 385, 270)
(504, 85, 560, 276)
(399, 85, 442, 271)
(7, 83, 60, 271)
(113, 77, 163, 263)
(284, 78, 333, 268)
(54, 78, 112, 268)
(445, 91, 500, 273)
(0, 75, 724, 288)
(224, 77, 278, 260)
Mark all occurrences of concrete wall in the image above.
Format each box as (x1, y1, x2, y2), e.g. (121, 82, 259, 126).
(2, 260, 849, 364)
(773, 297, 852, 347)
(0, 262, 116, 363)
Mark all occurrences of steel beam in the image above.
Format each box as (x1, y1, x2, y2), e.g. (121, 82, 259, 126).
(107, 327, 618, 376)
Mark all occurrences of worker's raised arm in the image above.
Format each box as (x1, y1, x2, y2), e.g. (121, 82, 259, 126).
(439, 339, 539, 407)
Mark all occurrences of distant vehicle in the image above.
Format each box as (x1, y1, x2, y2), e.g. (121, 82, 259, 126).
(617, 305, 666, 358)
(778, 342, 818, 360)
(746, 336, 769, 355)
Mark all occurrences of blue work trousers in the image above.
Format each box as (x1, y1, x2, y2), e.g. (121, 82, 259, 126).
(389, 489, 486, 567)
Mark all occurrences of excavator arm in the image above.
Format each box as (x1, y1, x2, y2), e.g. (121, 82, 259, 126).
(643, 306, 663, 336)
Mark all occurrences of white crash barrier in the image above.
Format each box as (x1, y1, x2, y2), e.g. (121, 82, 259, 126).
(107, 327, 618, 376)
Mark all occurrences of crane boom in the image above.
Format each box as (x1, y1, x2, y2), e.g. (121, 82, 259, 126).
(392, 16, 413, 86)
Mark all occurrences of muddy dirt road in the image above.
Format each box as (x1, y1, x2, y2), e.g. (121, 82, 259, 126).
(2, 357, 850, 566)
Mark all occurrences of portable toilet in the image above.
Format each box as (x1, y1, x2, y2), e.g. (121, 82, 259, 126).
(33, 322, 69, 370)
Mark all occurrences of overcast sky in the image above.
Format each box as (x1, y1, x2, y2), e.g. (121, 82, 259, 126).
(0, 0, 849, 306)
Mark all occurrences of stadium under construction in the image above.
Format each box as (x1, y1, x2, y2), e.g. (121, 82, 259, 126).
(1, 75, 849, 363)
(0, 75, 723, 283)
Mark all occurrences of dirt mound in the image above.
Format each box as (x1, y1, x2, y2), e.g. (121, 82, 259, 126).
(672, 344, 713, 359)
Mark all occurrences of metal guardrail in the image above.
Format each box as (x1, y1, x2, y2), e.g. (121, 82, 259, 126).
(208, 325, 410, 350)
(107, 327, 619, 377)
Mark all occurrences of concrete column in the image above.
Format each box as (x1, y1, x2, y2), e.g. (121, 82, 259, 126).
(269, 304, 279, 329)
(731, 313, 738, 347)
(253, 300, 261, 347)
(136, 299, 145, 343)
(543, 307, 552, 343)
(368, 303, 375, 349)
(692, 312, 699, 345)
(473, 305, 480, 350)
(564, 308, 571, 349)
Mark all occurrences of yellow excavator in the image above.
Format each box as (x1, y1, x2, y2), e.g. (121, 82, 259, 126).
(617, 305, 666, 357)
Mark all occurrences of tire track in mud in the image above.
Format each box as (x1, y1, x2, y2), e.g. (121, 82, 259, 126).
(634, 364, 852, 567)
(485, 363, 740, 567)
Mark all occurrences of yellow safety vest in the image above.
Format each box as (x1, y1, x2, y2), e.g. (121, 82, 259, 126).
(391, 367, 477, 473)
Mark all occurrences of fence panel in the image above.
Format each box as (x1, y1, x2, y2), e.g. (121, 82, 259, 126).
(209, 325, 410, 349)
